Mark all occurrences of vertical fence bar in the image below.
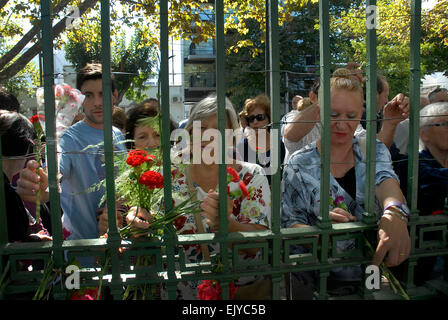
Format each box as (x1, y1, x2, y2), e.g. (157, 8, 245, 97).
(361, 0, 378, 299)
(41, 0, 65, 299)
(100, 0, 121, 299)
(405, 0, 422, 289)
(0, 137, 7, 244)
(215, 0, 230, 299)
(265, 0, 270, 96)
(159, 0, 177, 300)
(317, 0, 331, 300)
(363, 0, 378, 224)
(268, 0, 281, 300)
(0, 136, 8, 287)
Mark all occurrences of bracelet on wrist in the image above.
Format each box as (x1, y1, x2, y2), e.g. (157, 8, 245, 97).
(383, 209, 408, 222)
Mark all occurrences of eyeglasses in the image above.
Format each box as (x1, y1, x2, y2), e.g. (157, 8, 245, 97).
(246, 114, 267, 123)
(424, 121, 448, 128)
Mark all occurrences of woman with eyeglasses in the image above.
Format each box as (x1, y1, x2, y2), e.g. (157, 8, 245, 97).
(236, 94, 285, 185)
(391, 101, 448, 286)
(281, 70, 411, 298)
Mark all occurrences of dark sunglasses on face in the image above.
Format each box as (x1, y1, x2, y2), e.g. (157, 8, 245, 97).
(246, 113, 267, 123)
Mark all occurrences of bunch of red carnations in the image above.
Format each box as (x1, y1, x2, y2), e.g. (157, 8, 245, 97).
(111, 149, 201, 238)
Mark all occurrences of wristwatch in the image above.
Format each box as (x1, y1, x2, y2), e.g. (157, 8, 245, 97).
(384, 201, 411, 221)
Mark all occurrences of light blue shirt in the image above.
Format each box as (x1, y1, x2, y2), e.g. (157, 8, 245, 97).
(59, 121, 126, 240)
(281, 137, 399, 281)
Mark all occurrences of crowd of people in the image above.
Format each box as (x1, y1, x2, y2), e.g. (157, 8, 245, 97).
(1, 61, 447, 300)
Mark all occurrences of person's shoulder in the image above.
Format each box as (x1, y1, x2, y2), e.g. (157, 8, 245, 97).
(60, 121, 92, 139)
(60, 121, 81, 135)
(284, 110, 299, 121)
(288, 142, 317, 164)
(112, 125, 123, 134)
(239, 161, 264, 175)
(59, 123, 82, 143)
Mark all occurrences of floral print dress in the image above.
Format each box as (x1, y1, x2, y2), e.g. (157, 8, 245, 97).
(166, 162, 271, 300)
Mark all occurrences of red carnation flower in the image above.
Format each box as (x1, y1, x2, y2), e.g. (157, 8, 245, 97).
(29, 115, 40, 123)
(138, 170, 164, 190)
(197, 280, 237, 300)
(71, 287, 101, 300)
(126, 150, 156, 167)
(197, 280, 222, 300)
(227, 167, 240, 183)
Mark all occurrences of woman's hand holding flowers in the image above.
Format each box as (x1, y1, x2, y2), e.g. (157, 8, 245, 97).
(125, 207, 155, 237)
(329, 207, 357, 224)
(200, 190, 233, 232)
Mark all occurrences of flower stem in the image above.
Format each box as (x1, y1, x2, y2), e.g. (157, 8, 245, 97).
(364, 238, 410, 300)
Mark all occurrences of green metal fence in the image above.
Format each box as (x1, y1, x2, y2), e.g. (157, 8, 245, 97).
(0, 0, 447, 300)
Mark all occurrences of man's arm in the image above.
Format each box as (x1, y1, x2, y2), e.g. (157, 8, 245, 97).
(373, 178, 411, 267)
(377, 94, 410, 148)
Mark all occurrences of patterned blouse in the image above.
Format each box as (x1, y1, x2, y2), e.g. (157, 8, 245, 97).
(281, 136, 399, 281)
(167, 161, 271, 299)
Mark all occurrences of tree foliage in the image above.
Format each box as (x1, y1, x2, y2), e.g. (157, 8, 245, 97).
(0, 0, 316, 103)
(64, 17, 157, 105)
(330, 0, 448, 97)
(225, 9, 320, 110)
(1, 0, 447, 104)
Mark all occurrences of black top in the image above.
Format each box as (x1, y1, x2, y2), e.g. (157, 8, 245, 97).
(335, 166, 357, 202)
(3, 173, 31, 242)
(3, 173, 52, 242)
(237, 137, 286, 185)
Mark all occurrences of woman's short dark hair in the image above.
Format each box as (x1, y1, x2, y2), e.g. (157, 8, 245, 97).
(0, 110, 36, 156)
(112, 106, 127, 131)
(125, 102, 176, 149)
(0, 87, 20, 113)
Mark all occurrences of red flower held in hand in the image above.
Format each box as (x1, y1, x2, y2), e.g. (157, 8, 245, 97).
(29, 115, 39, 123)
(126, 150, 156, 167)
(138, 170, 164, 190)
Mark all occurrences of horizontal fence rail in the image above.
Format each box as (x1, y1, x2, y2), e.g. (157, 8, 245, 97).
(0, 0, 447, 301)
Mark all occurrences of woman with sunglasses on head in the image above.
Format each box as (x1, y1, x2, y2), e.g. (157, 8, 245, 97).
(236, 94, 285, 185)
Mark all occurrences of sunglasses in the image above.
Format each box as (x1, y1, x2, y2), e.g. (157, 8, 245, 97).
(425, 121, 448, 128)
(246, 114, 267, 123)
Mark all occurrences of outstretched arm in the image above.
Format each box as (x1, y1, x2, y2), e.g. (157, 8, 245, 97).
(373, 178, 411, 267)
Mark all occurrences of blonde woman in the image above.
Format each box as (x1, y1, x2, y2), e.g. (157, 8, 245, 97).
(281, 69, 411, 297)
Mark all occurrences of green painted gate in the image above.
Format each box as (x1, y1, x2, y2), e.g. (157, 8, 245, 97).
(0, 0, 447, 300)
